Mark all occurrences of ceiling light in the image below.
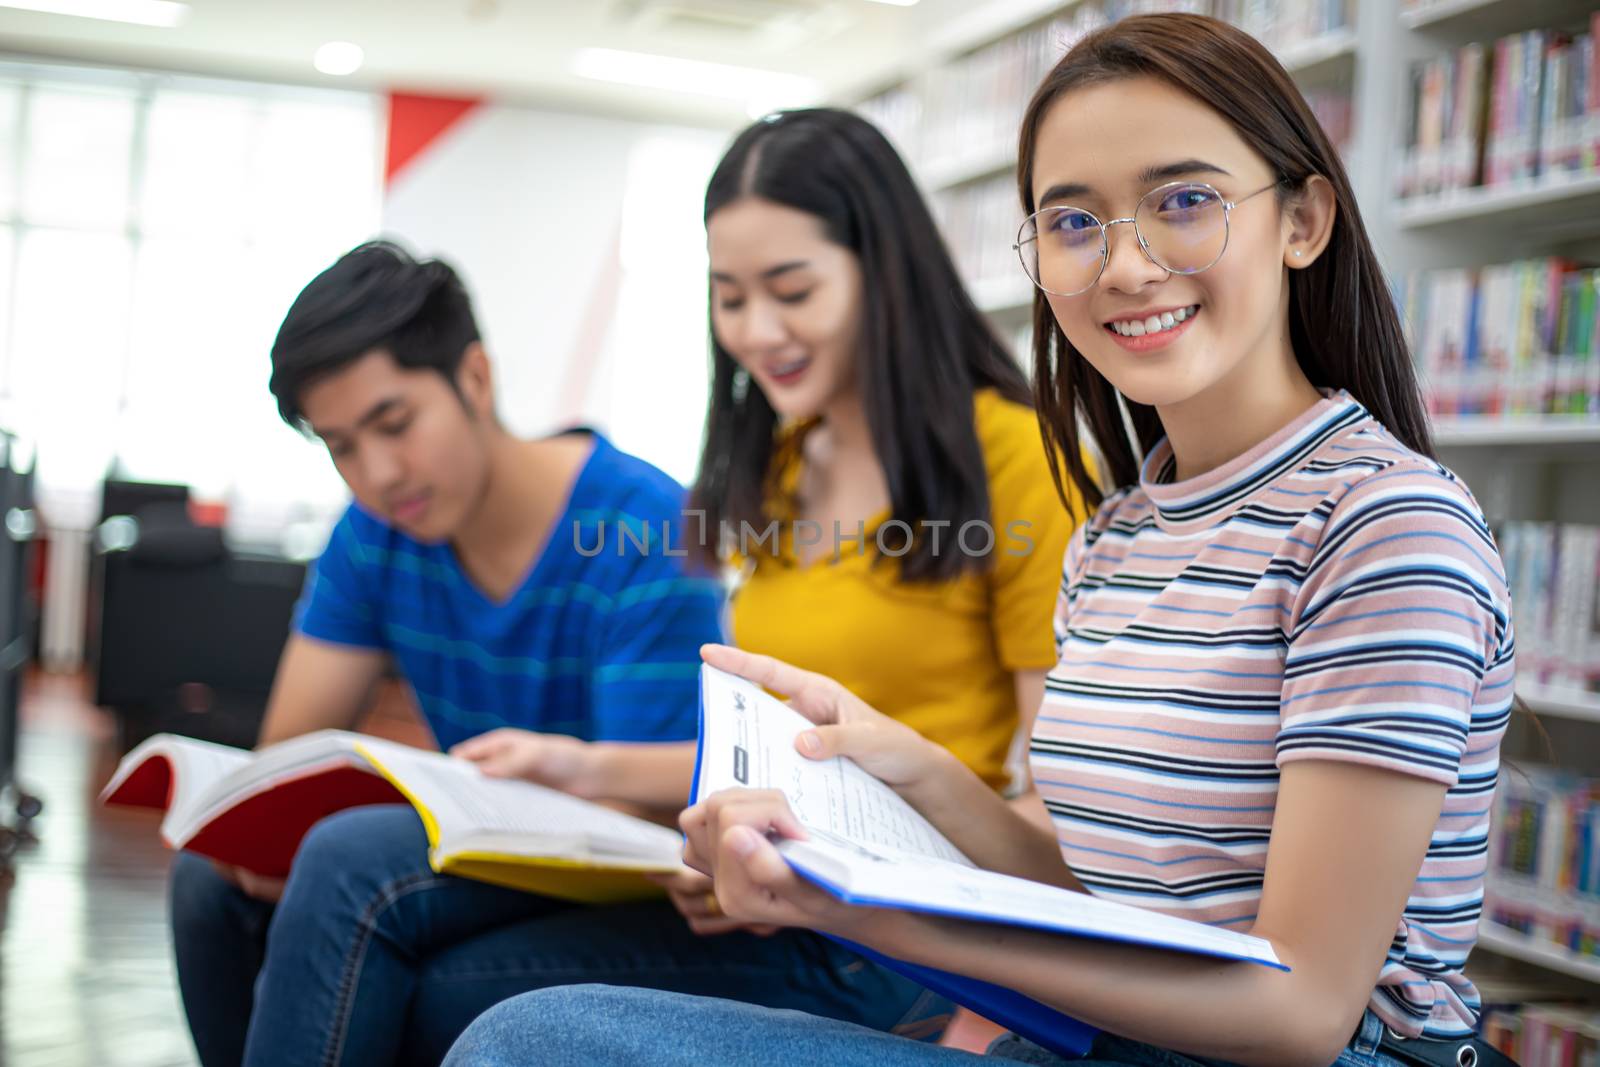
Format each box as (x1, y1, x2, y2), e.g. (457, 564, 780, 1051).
(573, 48, 818, 114)
(862, 0, 919, 5)
(0, 0, 188, 27)
(313, 41, 364, 77)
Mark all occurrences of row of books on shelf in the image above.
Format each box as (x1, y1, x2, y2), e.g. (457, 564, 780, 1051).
(1398, 19, 1600, 200)
(858, 0, 1353, 184)
(1479, 1002, 1600, 1066)
(935, 175, 1022, 288)
(1499, 522, 1600, 694)
(1397, 258, 1600, 417)
(1211, 0, 1352, 54)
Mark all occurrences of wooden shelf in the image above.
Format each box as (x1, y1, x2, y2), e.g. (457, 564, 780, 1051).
(1277, 28, 1358, 81)
(1518, 684, 1600, 725)
(1401, 0, 1599, 38)
(923, 145, 1015, 192)
(970, 275, 1034, 315)
(1394, 171, 1600, 230)
(1477, 923, 1600, 984)
(1432, 415, 1600, 446)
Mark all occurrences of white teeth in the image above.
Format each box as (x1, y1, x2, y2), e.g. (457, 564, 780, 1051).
(1110, 305, 1198, 337)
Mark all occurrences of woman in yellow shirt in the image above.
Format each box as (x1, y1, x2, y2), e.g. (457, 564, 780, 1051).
(668, 106, 1082, 1036)
(692, 109, 1081, 793)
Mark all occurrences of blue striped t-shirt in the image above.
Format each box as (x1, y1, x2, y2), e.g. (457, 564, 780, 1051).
(294, 432, 724, 750)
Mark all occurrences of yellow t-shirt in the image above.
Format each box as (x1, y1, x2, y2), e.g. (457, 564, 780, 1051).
(730, 388, 1084, 789)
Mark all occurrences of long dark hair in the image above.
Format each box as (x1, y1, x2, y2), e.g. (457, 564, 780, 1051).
(1018, 14, 1433, 510)
(691, 108, 1031, 581)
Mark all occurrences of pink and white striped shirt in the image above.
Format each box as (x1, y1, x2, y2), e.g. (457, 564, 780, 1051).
(1034, 392, 1513, 1038)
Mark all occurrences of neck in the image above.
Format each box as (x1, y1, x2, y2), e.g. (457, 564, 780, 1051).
(819, 388, 875, 459)
(1158, 341, 1324, 483)
(450, 431, 563, 564)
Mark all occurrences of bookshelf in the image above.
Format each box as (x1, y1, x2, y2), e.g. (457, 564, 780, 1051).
(1477, 923, 1600, 984)
(1433, 416, 1600, 445)
(1519, 683, 1600, 724)
(852, 0, 1600, 1041)
(1393, 170, 1600, 230)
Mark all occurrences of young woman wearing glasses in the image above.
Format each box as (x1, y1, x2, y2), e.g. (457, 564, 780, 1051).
(446, 14, 1514, 1067)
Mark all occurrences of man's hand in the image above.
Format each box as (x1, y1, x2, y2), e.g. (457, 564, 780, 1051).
(450, 729, 596, 797)
(212, 861, 287, 903)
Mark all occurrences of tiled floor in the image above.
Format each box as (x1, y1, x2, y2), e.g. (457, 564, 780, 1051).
(0, 671, 433, 1067)
(0, 672, 193, 1067)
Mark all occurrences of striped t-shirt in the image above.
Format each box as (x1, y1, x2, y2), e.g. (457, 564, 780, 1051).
(295, 432, 724, 751)
(1034, 391, 1513, 1039)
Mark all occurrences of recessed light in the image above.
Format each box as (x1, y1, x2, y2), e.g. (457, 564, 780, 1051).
(314, 41, 364, 77)
(572, 48, 818, 115)
(0, 0, 188, 28)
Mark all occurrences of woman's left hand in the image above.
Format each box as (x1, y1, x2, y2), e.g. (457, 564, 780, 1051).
(680, 788, 865, 936)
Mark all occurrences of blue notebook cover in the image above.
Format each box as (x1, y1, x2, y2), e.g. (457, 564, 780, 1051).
(691, 666, 1282, 1056)
(827, 934, 1098, 1057)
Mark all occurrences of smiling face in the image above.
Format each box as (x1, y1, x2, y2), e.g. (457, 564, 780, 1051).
(706, 196, 866, 421)
(300, 347, 495, 543)
(1030, 76, 1302, 413)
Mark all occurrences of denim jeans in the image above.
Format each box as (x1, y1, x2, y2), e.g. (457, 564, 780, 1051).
(443, 984, 1415, 1067)
(168, 805, 948, 1067)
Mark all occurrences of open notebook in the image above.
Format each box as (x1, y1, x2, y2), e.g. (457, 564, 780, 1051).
(692, 665, 1286, 1056)
(102, 729, 685, 902)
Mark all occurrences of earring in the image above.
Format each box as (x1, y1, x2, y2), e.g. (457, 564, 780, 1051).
(1293, 249, 1304, 257)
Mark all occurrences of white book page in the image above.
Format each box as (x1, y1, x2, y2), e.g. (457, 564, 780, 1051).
(782, 834, 1281, 968)
(697, 666, 970, 866)
(353, 738, 683, 865)
(171, 730, 375, 840)
(100, 734, 254, 838)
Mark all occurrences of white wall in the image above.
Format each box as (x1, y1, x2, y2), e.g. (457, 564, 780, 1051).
(381, 103, 731, 485)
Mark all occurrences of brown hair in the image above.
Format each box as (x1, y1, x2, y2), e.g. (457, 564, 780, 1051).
(1017, 14, 1432, 512)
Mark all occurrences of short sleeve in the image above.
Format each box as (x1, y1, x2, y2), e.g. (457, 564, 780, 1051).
(590, 513, 726, 744)
(1275, 465, 1513, 786)
(294, 509, 386, 651)
(980, 392, 1087, 672)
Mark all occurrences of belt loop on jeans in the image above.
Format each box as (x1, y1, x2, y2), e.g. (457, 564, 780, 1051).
(1349, 1010, 1384, 1057)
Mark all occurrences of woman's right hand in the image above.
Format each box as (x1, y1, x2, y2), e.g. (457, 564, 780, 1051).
(700, 643, 956, 796)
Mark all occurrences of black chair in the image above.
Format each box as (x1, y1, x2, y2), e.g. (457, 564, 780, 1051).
(0, 441, 41, 863)
(90, 503, 306, 752)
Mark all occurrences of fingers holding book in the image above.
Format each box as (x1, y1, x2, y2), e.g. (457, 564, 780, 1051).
(678, 787, 853, 934)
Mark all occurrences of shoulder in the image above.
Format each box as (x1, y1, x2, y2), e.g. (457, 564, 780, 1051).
(972, 387, 1044, 467)
(1312, 421, 1493, 546)
(324, 502, 409, 567)
(576, 434, 692, 524)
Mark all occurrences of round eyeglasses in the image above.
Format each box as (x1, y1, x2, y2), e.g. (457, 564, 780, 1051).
(1014, 179, 1283, 297)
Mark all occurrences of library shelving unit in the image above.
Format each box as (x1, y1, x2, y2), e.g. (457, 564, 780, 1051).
(851, 0, 1600, 1028)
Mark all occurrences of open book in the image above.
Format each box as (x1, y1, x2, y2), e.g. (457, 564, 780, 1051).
(102, 729, 686, 902)
(692, 665, 1286, 1056)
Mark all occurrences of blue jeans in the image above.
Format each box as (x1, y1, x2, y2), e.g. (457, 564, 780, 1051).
(168, 805, 948, 1067)
(443, 985, 1414, 1067)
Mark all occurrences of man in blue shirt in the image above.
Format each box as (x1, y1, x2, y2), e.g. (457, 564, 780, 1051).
(168, 241, 726, 1065)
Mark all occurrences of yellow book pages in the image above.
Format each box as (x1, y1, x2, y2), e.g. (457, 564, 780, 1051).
(436, 853, 667, 903)
(352, 741, 672, 904)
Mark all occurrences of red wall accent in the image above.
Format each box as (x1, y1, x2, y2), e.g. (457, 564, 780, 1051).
(385, 92, 483, 186)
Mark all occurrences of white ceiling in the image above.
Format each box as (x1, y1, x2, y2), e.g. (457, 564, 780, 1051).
(0, 0, 988, 127)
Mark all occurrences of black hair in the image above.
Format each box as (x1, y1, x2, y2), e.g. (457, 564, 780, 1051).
(1018, 15, 1433, 510)
(268, 240, 482, 428)
(690, 108, 1033, 582)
